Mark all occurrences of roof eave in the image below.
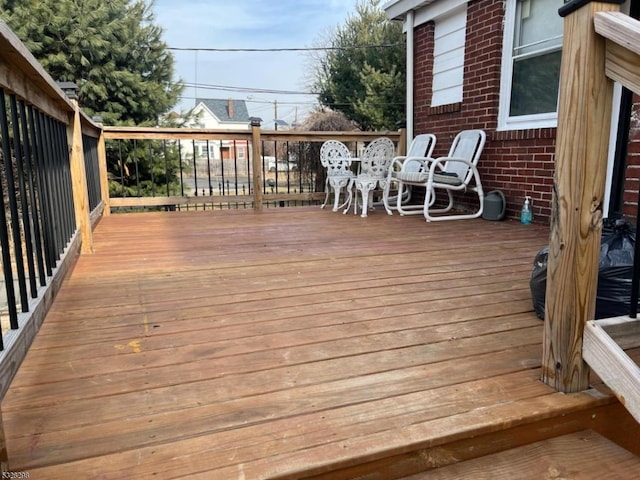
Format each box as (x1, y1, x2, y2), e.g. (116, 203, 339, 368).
(383, 0, 438, 20)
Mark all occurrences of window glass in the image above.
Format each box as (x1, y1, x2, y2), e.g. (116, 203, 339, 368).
(509, 0, 563, 117)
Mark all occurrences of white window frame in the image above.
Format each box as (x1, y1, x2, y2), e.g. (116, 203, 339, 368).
(497, 0, 563, 131)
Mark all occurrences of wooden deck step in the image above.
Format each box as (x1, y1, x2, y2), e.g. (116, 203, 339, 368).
(401, 430, 640, 479)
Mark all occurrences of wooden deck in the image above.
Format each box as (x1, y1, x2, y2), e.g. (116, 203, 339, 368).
(2, 207, 637, 479)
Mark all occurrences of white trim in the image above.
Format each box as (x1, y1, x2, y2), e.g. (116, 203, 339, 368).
(497, 0, 562, 131)
(406, 10, 415, 149)
(414, 0, 468, 25)
(385, 0, 468, 25)
(604, 82, 623, 217)
(384, 0, 437, 21)
(604, 1, 632, 216)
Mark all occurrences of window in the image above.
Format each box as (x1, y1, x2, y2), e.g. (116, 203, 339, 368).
(498, 0, 563, 130)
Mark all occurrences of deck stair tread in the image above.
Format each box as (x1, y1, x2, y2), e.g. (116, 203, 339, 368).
(400, 430, 640, 479)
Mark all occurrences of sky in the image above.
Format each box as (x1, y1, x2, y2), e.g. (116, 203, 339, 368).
(152, 0, 362, 126)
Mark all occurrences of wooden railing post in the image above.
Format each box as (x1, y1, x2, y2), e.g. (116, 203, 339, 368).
(68, 98, 94, 253)
(398, 127, 407, 156)
(96, 125, 111, 217)
(542, 0, 622, 393)
(250, 118, 263, 211)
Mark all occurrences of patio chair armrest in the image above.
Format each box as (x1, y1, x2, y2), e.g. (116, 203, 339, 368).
(428, 156, 481, 187)
(428, 157, 476, 172)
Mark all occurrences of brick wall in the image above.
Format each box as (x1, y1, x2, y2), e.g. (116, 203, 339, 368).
(621, 98, 640, 220)
(411, 0, 638, 224)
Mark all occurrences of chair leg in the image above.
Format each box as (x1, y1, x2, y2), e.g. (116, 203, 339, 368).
(332, 187, 343, 212)
(356, 179, 377, 218)
(396, 181, 425, 216)
(424, 189, 484, 222)
(320, 178, 330, 209)
(341, 180, 355, 214)
(382, 180, 394, 215)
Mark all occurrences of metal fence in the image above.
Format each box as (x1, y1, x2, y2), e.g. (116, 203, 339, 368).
(0, 89, 76, 348)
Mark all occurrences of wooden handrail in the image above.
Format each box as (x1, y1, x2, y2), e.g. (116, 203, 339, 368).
(580, 9, 640, 424)
(0, 20, 74, 124)
(595, 11, 640, 94)
(594, 11, 640, 56)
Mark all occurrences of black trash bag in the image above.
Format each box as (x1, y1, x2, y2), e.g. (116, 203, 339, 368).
(530, 247, 548, 319)
(530, 219, 638, 320)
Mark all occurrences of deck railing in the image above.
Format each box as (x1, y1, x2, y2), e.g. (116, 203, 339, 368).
(544, 1, 640, 424)
(102, 126, 403, 212)
(0, 20, 106, 431)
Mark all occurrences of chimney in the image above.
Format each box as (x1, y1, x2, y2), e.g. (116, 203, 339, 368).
(228, 98, 234, 118)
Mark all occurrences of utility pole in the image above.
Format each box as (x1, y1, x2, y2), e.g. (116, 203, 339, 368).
(274, 99, 278, 130)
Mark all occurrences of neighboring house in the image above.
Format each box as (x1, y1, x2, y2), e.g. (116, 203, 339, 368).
(186, 98, 252, 179)
(384, 0, 640, 223)
(274, 119, 291, 131)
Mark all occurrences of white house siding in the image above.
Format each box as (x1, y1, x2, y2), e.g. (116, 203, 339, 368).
(431, 5, 467, 107)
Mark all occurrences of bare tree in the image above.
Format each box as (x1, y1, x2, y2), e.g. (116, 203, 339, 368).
(294, 109, 358, 191)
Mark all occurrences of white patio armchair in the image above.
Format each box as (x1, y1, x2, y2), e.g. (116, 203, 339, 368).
(382, 133, 437, 215)
(351, 137, 396, 217)
(393, 129, 486, 222)
(319, 140, 355, 212)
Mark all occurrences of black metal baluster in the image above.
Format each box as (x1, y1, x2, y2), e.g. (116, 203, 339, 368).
(133, 139, 140, 197)
(60, 120, 75, 240)
(0, 92, 28, 313)
(149, 141, 155, 198)
(9, 95, 37, 300)
(178, 140, 184, 197)
(47, 117, 63, 255)
(630, 194, 640, 318)
(163, 140, 169, 197)
(206, 140, 212, 197)
(192, 139, 198, 198)
(0, 89, 19, 331)
(220, 140, 226, 197)
(51, 119, 71, 249)
(30, 109, 54, 277)
(22, 104, 46, 287)
(118, 139, 125, 197)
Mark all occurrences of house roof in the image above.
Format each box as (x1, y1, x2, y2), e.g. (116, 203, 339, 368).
(196, 98, 250, 123)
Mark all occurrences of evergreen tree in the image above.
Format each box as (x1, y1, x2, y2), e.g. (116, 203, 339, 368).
(0, 0, 182, 125)
(312, 0, 406, 131)
(1, 0, 184, 199)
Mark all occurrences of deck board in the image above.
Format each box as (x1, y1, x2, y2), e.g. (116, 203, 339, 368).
(401, 429, 640, 479)
(0, 208, 628, 478)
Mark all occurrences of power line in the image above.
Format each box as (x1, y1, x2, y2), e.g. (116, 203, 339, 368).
(180, 82, 316, 96)
(168, 44, 402, 53)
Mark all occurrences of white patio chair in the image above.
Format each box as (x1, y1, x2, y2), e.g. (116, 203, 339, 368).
(382, 133, 437, 215)
(393, 129, 486, 222)
(320, 140, 355, 212)
(351, 137, 396, 217)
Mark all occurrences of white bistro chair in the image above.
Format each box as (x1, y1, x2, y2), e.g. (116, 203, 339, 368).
(320, 140, 355, 212)
(352, 137, 396, 217)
